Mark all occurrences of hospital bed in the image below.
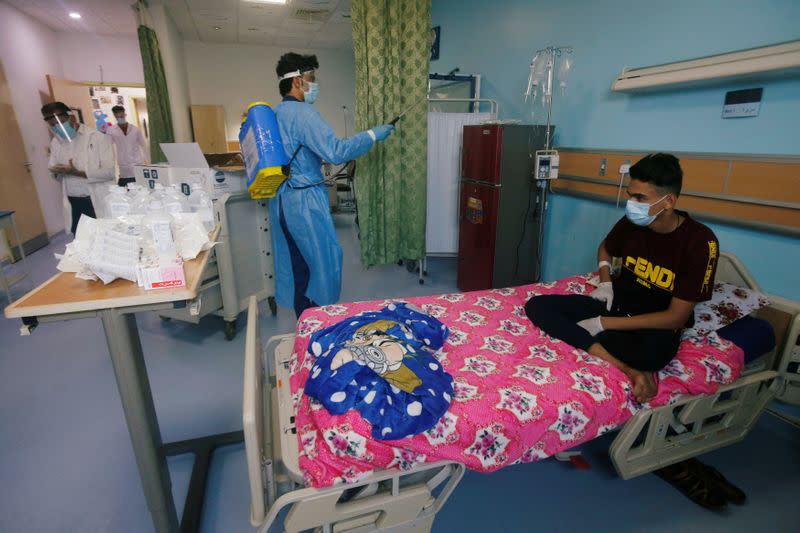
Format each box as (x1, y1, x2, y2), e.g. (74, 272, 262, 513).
(242, 252, 800, 533)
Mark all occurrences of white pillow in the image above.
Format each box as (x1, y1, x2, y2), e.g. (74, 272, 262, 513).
(686, 282, 770, 337)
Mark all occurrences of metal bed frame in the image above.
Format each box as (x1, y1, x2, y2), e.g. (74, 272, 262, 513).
(242, 252, 800, 533)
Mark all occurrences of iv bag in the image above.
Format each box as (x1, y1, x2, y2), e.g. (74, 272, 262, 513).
(558, 54, 573, 95)
(524, 52, 540, 102)
(532, 54, 547, 85)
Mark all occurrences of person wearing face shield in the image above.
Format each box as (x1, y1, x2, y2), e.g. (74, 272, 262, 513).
(524, 153, 719, 403)
(108, 105, 149, 187)
(270, 52, 396, 318)
(41, 101, 116, 234)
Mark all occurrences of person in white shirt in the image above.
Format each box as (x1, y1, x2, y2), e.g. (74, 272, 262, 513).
(42, 101, 116, 234)
(108, 105, 149, 187)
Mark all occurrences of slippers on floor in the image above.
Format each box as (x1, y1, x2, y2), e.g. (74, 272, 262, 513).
(654, 460, 728, 511)
(686, 458, 747, 505)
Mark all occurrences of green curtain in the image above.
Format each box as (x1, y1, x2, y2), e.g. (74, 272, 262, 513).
(137, 25, 174, 163)
(352, 0, 430, 267)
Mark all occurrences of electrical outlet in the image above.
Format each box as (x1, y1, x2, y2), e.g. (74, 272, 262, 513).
(599, 157, 607, 177)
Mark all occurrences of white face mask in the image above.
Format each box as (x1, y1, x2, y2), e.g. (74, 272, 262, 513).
(625, 195, 667, 226)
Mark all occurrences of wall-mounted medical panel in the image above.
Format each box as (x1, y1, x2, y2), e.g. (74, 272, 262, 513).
(555, 149, 800, 235)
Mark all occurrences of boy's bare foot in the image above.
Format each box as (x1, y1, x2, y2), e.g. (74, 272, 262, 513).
(629, 369, 657, 403)
(586, 343, 658, 402)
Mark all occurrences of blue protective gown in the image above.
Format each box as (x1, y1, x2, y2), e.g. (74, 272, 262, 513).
(269, 97, 376, 312)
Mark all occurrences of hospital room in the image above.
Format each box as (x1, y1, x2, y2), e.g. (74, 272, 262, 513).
(1, 0, 799, 531)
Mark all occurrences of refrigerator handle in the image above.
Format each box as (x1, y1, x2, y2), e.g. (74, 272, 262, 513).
(458, 141, 463, 180)
(458, 136, 471, 178)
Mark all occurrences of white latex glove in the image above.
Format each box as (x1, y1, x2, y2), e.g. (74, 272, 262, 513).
(589, 281, 614, 312)
(577, 316, 604, 337)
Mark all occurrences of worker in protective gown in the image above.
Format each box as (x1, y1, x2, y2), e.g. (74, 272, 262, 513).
(271, 52, 395, 317)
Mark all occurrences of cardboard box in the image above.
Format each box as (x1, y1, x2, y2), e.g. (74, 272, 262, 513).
(153, 144, 247, 200)
(134, 164, 215, 192)
(134, 163, 169, 189)
(204, 152, 246, 199)
(208, 168, 246, 199)
(133, 145, 248, 200)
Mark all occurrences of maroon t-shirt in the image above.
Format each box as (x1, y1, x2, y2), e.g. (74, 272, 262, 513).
(603, 211, 719, 323)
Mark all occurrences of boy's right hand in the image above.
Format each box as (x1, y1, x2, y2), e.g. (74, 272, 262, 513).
(589, 281, 614, 311)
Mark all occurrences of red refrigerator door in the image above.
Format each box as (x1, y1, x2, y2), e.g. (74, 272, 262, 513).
(461, 125, 503, 184)
(457, 181, 500, 292)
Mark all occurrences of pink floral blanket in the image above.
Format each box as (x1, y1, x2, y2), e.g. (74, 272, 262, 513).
(289, 274, 744, 488)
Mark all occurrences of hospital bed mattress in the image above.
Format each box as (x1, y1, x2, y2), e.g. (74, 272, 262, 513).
(288, 274, 746, 488)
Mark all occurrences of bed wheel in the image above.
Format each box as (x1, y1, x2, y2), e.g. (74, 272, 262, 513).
(224, 320, 237, 341)
(419, 279, 424, 285)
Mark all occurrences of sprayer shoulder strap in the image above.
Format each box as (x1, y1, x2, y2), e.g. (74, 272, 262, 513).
(286, 144, 302, 169)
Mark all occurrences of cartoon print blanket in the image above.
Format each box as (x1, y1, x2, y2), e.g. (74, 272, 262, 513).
(304, 302, 455, 440)
(289, 274, 744, 487)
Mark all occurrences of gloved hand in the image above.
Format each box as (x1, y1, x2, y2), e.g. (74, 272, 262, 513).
(589, 281, 614, 312)
(577, 316, 604, 337)
(371, 124, 395, 142)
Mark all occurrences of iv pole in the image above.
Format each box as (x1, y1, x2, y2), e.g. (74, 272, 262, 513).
(527, 45, 573, 281)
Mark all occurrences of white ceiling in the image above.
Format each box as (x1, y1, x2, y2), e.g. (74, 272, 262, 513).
(7, 0, 353, 50)
(163, 0, 353, 50)
(6, 0, 139, 37)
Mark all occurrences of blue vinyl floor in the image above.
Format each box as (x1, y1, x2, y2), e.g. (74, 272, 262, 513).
(1, 213, 798, 532)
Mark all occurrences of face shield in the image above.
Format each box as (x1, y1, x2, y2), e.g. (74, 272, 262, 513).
(280, 69, 319, 103)
(44, 111, 76, 142)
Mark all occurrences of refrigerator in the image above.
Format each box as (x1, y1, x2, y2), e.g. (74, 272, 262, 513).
(457, 124, 552, 292)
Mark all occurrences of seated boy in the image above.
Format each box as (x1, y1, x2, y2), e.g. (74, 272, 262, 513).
(525, 153, 719, 402)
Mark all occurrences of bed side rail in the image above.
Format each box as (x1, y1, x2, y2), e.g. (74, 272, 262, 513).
(245, 298, 297, 527)
(609, 369, 781, 480)
(258, 461, 465, 533)
(244, 296, 271, 526)
(761, 293, 800, 404)
(716, 252, 800, 404)
(248, 319, 466, 532)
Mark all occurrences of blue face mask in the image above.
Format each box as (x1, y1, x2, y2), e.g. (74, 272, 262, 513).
(625, 195, 667, 226)
(303, 81, 319, 104)
(51, 122, 77, 142)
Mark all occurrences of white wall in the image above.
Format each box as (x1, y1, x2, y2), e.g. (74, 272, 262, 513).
(0, 2, 66, 235)
(147, 1, 192, 143)
(184, 41, 357, 142)
(56, 32, 144, 84)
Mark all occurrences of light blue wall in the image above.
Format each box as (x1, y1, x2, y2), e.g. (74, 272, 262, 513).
(432, 0, 800, 300)
(542, 195, 800, 300)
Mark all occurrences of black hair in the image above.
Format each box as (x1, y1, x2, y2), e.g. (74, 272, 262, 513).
(41, 101, 70, 116)
(629, 153, 683, 196)
(276, 52, 319, 96)
(111, 105, 125, 114)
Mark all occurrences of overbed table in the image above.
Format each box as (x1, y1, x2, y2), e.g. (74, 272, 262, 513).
(4, 228, 239, 533)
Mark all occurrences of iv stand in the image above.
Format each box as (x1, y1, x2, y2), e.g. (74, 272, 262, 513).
(528, 45, 573, 281)
(536, 45, 573, 151)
